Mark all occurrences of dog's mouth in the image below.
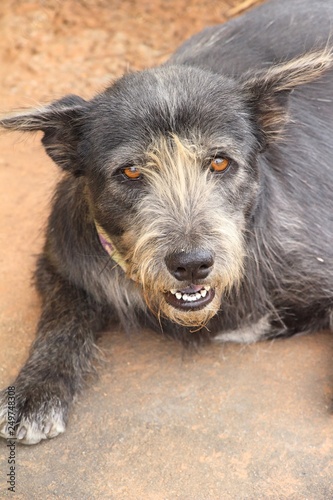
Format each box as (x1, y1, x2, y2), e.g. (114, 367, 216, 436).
(164, 284, 215, 311)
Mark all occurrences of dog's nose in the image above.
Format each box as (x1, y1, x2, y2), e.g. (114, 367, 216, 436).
(165, 249, 214, 281)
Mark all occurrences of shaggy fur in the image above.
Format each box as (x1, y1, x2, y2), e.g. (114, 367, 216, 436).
(0, 0, 333, 444)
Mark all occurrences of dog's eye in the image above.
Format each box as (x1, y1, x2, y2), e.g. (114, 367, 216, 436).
(210, 157, 230, 173)
(122, 166, 141, 180)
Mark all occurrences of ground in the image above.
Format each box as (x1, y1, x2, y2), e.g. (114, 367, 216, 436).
(0, 0, 333, 498)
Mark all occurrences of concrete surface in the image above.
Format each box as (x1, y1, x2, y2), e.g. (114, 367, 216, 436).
(0, 1, 333, 498)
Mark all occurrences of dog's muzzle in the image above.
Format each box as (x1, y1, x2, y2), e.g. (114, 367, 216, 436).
(164, 249, 215, 310)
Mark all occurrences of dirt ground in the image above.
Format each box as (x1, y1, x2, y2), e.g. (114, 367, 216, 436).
(0, 0, 333, 498)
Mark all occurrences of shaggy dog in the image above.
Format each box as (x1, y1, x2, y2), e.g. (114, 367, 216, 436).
(0, 0, 332, 444)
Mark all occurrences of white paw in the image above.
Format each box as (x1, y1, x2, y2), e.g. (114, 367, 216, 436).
(0, 394, 67, 445)
(15, 410, 66, 445)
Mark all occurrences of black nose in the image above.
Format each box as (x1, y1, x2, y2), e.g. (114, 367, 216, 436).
(165, 249, 214, 282)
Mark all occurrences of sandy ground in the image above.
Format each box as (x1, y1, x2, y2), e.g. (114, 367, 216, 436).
(0, 0, 333, 498)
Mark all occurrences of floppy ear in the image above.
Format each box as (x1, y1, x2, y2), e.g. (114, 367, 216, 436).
(242, 50, 333, 144)
(0, 94, 88, 174)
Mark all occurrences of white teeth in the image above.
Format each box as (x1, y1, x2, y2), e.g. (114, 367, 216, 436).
(177, 292, 203, 302)
(170, 286, 211, 302)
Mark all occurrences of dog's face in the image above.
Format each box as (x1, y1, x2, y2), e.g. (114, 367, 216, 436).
(84, 66, 261, 327)
(1, 52, 331, 327)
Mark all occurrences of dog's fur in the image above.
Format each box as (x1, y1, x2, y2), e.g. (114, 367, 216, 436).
(1, 0, 333, 444)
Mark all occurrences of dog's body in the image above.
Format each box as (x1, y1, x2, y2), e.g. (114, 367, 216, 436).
(1, 0, 333, 444)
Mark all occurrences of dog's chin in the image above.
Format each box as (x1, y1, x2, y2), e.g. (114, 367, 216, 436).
(158, 287, 222, 328)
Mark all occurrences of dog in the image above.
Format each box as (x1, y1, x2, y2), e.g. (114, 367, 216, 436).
(0, 0, 332, 445)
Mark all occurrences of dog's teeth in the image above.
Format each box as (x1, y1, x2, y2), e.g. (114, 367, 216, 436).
(172, 289, 209, 302)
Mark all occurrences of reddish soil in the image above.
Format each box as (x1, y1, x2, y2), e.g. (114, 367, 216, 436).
(0, 1, 333, 498)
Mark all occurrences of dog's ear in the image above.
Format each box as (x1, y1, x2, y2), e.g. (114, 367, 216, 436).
(0, 94, 88, 174)
(242, 50, 333, 144)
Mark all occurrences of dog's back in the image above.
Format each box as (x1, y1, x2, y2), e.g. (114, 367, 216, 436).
(170, 0, 333, 74)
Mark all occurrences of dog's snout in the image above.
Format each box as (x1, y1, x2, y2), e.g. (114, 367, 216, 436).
(165, 249, 214, 281)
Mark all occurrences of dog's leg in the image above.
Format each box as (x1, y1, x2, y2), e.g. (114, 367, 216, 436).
(0, 255, 108, 445)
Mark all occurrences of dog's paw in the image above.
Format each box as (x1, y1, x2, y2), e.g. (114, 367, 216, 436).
(14, 410, 66, 445)
(0, 387, 67, 445)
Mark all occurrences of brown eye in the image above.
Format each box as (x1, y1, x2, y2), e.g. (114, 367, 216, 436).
(123, 166, 141, 180)
(210, 157, 230, 172)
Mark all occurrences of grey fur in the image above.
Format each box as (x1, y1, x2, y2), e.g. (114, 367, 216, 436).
(0, 0, 332, 444)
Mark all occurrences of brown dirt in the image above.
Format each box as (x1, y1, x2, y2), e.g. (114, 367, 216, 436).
(0, 1, 332, 498)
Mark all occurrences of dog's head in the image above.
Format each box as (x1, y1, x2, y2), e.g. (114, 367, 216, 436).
(1, 50, 331, 327)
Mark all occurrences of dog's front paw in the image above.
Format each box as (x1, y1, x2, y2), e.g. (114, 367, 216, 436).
(0, 387, 67, 445)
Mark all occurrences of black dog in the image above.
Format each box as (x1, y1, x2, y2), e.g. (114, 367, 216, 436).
(1, 0, 332, 444)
